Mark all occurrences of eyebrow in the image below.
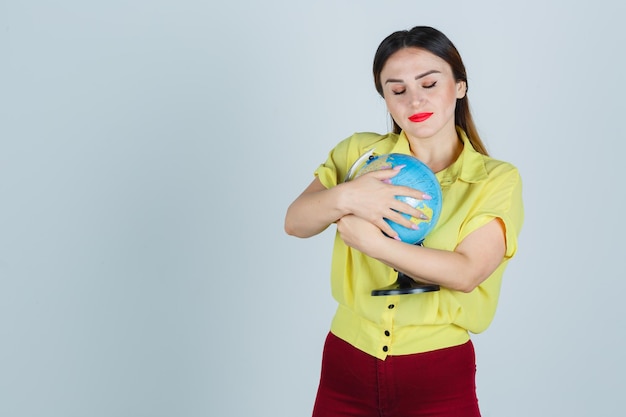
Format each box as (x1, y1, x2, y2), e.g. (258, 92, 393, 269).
(384, 70, 441, 84)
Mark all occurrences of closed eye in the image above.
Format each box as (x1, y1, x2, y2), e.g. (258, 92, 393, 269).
(423, 81, 437, 89)
(392, 89, 406, 95)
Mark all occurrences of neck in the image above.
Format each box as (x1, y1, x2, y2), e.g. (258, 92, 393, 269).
(407, 130, 463, 173)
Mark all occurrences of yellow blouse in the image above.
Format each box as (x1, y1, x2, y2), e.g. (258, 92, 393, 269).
(314, 128, 524, 360)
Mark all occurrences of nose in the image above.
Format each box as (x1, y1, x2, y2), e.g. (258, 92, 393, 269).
(410, 89, 425, 106)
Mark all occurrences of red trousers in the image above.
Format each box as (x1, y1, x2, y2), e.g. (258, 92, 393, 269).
(312, 332, 481, 417)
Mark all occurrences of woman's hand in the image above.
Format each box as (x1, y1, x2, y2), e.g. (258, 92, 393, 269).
(336, 214, 388, 254)
(340, 165, 431, 239)
(285, 165, 430, 240)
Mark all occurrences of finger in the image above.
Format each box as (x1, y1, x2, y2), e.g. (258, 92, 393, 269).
(361, 171, 434, 200)
(385, 204, 429, 230)
(386, 213, 427, 232)
(392, 199, 429, 219)
(374, 219, 400, 241)
(364, 164, 405, 180)
(391, 185, 433, 201)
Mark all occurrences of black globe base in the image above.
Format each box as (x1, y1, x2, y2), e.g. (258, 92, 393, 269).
(371, 272, 440, 296)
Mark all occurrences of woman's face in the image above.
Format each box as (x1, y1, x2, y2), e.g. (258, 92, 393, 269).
(379, 47, 466, 142)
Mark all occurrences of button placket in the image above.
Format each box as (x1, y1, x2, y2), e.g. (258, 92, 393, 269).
(381, 298, 398, 355)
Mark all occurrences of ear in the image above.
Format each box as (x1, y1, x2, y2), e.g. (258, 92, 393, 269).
(456, 80, 467, 99)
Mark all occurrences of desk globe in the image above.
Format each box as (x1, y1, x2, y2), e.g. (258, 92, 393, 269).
(354, 153, 443, 295)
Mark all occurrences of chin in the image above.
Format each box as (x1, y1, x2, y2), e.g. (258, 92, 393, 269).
(404, 127, 439, 140)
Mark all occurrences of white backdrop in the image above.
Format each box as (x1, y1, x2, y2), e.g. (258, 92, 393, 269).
(1, 1, 624, 416)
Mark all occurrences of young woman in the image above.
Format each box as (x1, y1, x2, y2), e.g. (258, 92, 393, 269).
(285, 26, 524, 417)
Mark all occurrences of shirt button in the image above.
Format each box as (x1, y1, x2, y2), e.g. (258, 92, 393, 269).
(384, 330, 390, 337)
(383, 346, 388, 352)
(388, 304, 395, 309)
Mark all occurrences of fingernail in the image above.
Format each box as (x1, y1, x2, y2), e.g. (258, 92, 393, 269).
(419, 214, 429, 220)
(382, 179, 392, 184)
(411, 224, 421, 230)
(394, 164, 406, 170)
(422, 194, 432, 200)
(393, 235, 401, 241)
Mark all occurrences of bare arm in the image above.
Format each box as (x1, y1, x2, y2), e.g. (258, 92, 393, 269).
(336, 214, 506, 292)
(284, 167, 431, 239)
(284, 177, 349, 238)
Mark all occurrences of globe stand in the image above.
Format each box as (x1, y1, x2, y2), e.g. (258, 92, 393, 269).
(371, 241, 440, 296)
(371, 271, 440, 296)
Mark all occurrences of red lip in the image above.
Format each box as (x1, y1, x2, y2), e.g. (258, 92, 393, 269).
(409, 112, 433, 122)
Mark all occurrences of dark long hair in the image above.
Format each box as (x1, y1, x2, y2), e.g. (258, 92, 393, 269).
(373, 26, 488, 155)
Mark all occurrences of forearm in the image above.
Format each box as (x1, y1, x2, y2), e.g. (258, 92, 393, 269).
(287, 164, 432, 239)
(284, 179, 349, 238)
(372, 241, 475, 292)
(362, 219, 506, 292)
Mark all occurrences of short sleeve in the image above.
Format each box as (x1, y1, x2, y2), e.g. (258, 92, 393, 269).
(460, 165, 524, 259)
(314, 132, 389, 190)
(315, 158, 340, 190)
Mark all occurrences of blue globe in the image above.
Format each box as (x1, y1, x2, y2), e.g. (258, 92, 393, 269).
(355, 153, 443, 244)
